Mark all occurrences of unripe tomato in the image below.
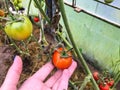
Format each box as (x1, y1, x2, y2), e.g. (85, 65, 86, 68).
(34, 0, 44, 8)
(52, 47, 72, 69)
(17, 3, 23, 9)
(13, 0, 18, 5)
(104, 0, 114, 3)
(4, 16, 33, 40)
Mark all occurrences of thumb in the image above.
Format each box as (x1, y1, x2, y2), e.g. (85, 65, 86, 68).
(1, 56, 23, 90)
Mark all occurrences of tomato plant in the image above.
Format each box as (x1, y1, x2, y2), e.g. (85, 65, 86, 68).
(93, 71, 99, 81)
(4, 16, 33, 40)
(99, 83, 110, 90)
(52, 47, 72, 69)
(104, 0, 114, 3)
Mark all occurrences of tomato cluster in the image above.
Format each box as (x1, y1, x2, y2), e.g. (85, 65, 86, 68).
(11, 0, 23, 10)
(93, 71, 114, 90)
(52, 47, 72, 69)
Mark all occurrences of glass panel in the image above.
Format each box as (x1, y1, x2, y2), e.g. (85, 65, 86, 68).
(97, 0, 120, 9)
(64, 0, 120, 25)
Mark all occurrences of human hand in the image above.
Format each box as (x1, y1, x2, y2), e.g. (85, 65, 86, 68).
(0, 56, 77, 90)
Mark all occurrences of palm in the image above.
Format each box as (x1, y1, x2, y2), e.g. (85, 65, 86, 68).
(0, 56, 77, 90)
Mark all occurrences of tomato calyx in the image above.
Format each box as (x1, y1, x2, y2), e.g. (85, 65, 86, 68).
(55, 47, 72, 58)
(5, 17, 24, 25)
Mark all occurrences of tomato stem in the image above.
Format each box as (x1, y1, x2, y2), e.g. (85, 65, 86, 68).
(27, 0, 32, 16)
(33, 0, 51, 24)
(56, 31, 72, 49)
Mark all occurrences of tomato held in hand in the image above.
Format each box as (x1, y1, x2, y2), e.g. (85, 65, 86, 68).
(52, 47, 72, 69)
(104, 0, 114, 3)
(99, 83, 110, 90)
(5, 16, 33, 40)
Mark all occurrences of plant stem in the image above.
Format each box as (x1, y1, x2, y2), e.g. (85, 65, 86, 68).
(79, 75, 91, 90)
(56, 31, 72, 49)
(5, 0, 10, 13)
(10, 39, 30, 56)
(33, 0, 50, 24)
(5, 0, 15, 20)
(58, 0, 99, 89)
(69, 80, 78, 90)
(27, 0, 32, 16)
(112, 71, 120, 89)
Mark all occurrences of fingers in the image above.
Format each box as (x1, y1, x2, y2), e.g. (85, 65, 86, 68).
(32, 61, 54, 81)
(44, 70, 62, 88)
(52, 60, 77, 90)
(1, 56, 22, 90)
(67, 60, 77, 78)
(57, 70, 69, 90)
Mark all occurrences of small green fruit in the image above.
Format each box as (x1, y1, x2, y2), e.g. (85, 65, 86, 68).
(104, 0, 114, 3)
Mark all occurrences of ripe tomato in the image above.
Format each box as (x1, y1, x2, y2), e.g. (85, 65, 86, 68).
(4, 16, 33, 40)
(0, 9, 5, 16)
(99, 83, 110, 90)
(34, 17, 39, 22)
(107, 79, 114, 87)
(93, 71, 99, 81)
(52, 47, 72, 69)
(104, 0, 114, 3)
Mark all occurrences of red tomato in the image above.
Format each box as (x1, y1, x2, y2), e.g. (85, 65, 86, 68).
(93, 72, 99, 81)
(99, 83, 110, 90)
(34, 17, 39, 22)
(107, 79, 114, 87)
(52, 47, 72, 69)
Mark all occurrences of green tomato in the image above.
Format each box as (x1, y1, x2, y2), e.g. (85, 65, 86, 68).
(13, 0, 18, 5)
(34, 0, 44, 8)
(5, 16, 33, 40)
(104, 0, 114, 3)
(18, 0, 22, 3)
(17, 3, 23, 8)
(15, 6, 19, 10)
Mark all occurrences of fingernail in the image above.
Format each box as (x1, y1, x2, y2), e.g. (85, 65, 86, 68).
(14, 55, 18, 61)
